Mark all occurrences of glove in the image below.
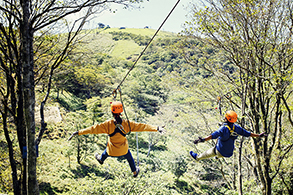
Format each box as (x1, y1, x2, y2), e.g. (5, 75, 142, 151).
(259, 132, 268, 138)
(193, 137, 205, 144)
(157, 126, 166, 134)
(68, 131, 78, 141)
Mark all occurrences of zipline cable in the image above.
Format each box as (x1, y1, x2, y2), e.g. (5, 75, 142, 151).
(113, 0, 181, 94)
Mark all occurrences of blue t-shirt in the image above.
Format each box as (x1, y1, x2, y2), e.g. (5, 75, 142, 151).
(211, 123, 251, 157)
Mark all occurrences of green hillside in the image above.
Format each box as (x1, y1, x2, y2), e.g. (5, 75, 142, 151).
(77, 27, 177, 59)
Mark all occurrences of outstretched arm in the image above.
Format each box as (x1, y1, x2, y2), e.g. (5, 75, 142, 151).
(129, 121, 162, 133)
(203, 135, 212, 141)
(250, 132, 268, 138)
(193, 135, 212, 144)
(68, 121, 111, 141)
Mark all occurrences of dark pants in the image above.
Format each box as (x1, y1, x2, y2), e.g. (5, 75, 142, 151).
(100, 149, 136, 172)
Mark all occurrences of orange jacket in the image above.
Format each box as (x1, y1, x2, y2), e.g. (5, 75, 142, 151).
(78, 119, 158, 156)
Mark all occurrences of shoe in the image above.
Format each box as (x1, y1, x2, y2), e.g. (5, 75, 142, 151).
(189, 151, 198, 161)
(133, 167, 140, 178)
(94, 153, 103, 165)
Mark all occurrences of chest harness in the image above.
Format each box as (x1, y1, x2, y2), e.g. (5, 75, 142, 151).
(109, 122, 127, 137)
(224, 124, 238, 141)
(214, 124, 238, 155)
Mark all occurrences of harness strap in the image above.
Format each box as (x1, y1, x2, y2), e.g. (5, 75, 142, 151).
(109, 123, 127, 137)
(225, 125, 235, 133)
(219, 124, 236, 142)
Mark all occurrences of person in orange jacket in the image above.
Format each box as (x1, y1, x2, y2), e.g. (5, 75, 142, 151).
(68, 101, 165, 177)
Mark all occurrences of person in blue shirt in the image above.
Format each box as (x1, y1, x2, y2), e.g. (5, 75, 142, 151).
(190, 110, 267, 161)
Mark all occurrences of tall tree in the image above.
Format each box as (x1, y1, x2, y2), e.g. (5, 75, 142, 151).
(181, 0, 293, 194)
(0, 0, 145, 194)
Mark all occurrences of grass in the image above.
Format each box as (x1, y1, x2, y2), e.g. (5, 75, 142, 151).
(75, 27, 178, 59)
(77, 33, 116, 54)
(110, 39, 142, 59)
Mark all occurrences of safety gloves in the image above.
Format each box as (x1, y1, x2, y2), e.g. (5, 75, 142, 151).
(259, 132, 268, 138)
(157, 126, 166, 134)
(193, 137, 205, 144)
(68, 131, 78, 141)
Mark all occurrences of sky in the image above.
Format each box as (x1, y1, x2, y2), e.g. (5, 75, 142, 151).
(85, 0, 194, 33)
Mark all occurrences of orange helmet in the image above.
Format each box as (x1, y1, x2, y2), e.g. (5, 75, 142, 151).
(225, 110, 237, 123)
(111, 101, 123, 114)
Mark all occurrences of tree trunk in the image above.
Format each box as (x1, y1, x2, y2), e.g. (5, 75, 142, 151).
(3, 101, 21, 195)
(21, 0, 39, 194)
(233, 154, 236, 190)
(238, 137, 244, 195)
(16, 52, 27, 195)
(77, 138, 81, 164)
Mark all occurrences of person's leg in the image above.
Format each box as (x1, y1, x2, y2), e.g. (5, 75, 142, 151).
(215, 148, 223, 158)
(190, 147, 224, 161)
(190, 147, 216, 161)
(100, 149, 109, 161)
(124, 150, 139, 177)
(124, 150, 136, 172)
(197, 147, 217, 160)
(95, 149, 108, 165)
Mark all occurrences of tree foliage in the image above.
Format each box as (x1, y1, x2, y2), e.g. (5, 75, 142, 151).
(0, 0, 149, 194)
(181, 0, 293, 194)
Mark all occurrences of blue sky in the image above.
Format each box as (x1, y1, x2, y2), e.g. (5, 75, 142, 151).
(86, 0, 193, 33)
